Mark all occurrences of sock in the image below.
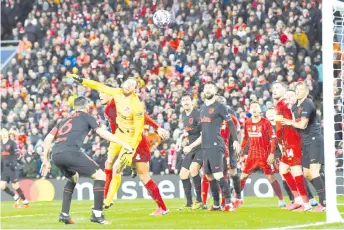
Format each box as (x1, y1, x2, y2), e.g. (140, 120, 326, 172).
(181, 179, 192, 206)
(192, 174, 202, 203)
(201, 175, 209, 205)
(240, 179, 247, 191)
(3, 187, 15, 197)
(145, 179, 167, 211)
(295, 175, 309, 204)
(283, 180, 294, 201)
(310, 176, 326, 207)
(16, 187, 26, 201)
(61, 181, 76, 214)
(271, 180, 283, 200)
(282, 172, 299, 198)
(232, 175, 241, 199)
(93, 180, 105, 211)
(104, 168, 113, 199)
(105, 175, 121, 206)
(92, 209, 102, 218)
(209, 179, 220, 207)
(304, 178, 314, 200)
(218, 177, 231, 205)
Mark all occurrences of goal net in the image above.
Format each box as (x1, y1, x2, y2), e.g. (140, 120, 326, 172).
(324, 0, 344, 223)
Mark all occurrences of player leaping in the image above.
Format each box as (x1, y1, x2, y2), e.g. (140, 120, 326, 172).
(98, 87, 169, 215)
(199, 81, 240, 212)
(240, 102, 285, 207)
(273, 82, 311, 211)
(67, 74, 169, 215)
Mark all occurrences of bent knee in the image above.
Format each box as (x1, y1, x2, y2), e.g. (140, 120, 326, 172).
(240, 173, 249, 180)
(179, 168, 190, 180)
(213, 172, 224, 180)
(189, 165, 200, 177)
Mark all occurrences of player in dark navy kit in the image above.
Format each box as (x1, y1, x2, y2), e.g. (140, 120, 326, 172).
(176, 93, 203, 210)
(282, 82, 326, 212)
(0, 128, 29, 208)
(41, 96, 133, 224)
(199, 81, 241, 212)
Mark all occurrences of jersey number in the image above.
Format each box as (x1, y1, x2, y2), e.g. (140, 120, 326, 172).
(286, 149, 294, 158)
(56, 119, 73, 143)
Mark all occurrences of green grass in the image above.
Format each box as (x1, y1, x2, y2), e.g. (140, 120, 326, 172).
(1, 197, 343, 229)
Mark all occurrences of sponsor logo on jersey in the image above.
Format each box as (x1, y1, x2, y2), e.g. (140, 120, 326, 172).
(200, 117, 211, 123)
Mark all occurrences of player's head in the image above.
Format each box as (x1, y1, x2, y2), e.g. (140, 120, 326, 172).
(216, 96, 226, 105)
(265, 107, 276, 122)
(181, 92, 193, 111)
(122, 77, 137, 96)
(295, 82, 309, 100)
(250, 101, 261, 118)
(99, 84, 112, 105)
(203, 81, 217, 100)
(74, 96, 89, 112)
(286, 89, 297, 106)
(272, 82, 287, 100)
(0, 128, 9, 139)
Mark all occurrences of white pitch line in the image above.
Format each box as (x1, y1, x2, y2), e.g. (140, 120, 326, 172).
(265, 222, 328, 230)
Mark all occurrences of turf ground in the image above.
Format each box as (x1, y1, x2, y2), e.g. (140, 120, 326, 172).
(1, 197, 344, 229)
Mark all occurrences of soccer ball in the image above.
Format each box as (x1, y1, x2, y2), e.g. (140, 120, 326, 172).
(153, 10, 171, 28)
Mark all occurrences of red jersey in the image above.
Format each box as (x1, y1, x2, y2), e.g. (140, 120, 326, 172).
(241, 117, 276, 159)
(275, 99, 301, 146)
(104, 99, 117, 134)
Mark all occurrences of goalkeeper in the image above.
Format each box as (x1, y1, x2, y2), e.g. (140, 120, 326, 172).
(67, 74, 169, 216)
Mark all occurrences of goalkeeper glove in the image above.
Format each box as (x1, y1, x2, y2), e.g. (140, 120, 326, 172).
(117, 151, 134, 173)
(65, 73, 84, 83)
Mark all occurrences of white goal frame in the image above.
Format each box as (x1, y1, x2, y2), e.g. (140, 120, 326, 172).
(323, 0, 343, 223)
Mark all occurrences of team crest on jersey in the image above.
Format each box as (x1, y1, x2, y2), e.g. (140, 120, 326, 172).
(252, 126, 256, 131)
(298, 107, 303, 115)
(6, 145, 10, 150)
(189, 118, 193, 124)
(124, 107, 131, 114)
(209, 108, 214, 114)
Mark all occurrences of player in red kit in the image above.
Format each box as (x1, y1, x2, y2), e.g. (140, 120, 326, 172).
(240, 102, 285, 207)
(273, 82, 311, 211)
(99, 90, 169, 215)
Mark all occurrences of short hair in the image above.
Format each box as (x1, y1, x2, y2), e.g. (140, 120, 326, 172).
(74, 96, 89, 110)
(204, 80, 216, 86)
(250, 101, 260, 107)
(273, 82, 288, 90)
(287, 88, 295, 93)
(181, 92, 192, 99)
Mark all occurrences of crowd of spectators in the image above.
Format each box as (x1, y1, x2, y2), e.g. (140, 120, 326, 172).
(1, 0, 341, 178)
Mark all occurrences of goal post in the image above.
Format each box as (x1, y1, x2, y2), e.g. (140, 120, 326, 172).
(323, 0, 343, 223)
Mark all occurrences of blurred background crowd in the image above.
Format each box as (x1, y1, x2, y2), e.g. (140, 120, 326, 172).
(0, 0, 343, 179)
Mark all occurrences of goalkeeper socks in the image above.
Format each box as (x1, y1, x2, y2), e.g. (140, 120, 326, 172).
(282, 172, 299, 198)
(16, 187, 26, 200)
(104, 168, 113, 199)
(295, 175, 309, 204)
(232, 174, 241, 199)
(105, 175, 121, 205)
(62, 181, 76, 214)
(209, 179, 220, 206)
(201, 175, 209, 205)
(271, 180, 283, 200)
(145, 179, 167, 211)
(181, 179, 192, 206)
(283, 180, 294, 201)
(240, 178, 247, 191)
(93, 180, 105, 211)
(192, 174, 202, 203)
(310, 176, 326, 207)
(305, 178, 314, 200)
(218, 177, 231, 205)
(3, 186, 15, 197)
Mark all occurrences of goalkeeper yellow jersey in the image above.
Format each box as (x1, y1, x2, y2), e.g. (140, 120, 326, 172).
(82, 79, 144, 149)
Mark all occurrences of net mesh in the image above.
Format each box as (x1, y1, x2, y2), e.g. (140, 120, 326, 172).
(333, 2, 344, 206)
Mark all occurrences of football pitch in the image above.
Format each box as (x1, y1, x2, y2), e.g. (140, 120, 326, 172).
(1, 198, 344, 229)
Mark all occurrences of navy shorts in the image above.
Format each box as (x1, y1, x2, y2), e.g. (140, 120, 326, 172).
(302, 135, 324, 169)
(181, 147, 203, 169)
(203, 147, 224, 175)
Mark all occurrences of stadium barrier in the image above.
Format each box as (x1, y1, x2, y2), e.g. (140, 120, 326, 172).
(2, 173, 340, 202)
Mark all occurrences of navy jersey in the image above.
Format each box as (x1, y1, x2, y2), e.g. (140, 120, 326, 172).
(51, 111, 100, 154)
(1, 139, 19, 164)
(200, 101, 231, 149)
(182, 109, 201, 145)
(293, 98, 322, 143)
